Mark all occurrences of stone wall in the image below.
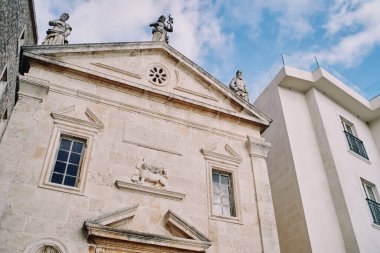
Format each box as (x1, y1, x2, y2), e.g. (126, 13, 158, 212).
(0, 0, 37, 138)
(0, 44, 280, 253)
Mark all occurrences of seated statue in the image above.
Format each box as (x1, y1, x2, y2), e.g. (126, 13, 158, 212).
(229, 70, 249, 102)
(42, 13, 72, 45)
(149, 15, 173, 43)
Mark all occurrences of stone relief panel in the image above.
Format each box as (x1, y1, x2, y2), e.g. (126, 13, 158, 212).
(131, 161, 168, 188)
(122, 117, 185, 156)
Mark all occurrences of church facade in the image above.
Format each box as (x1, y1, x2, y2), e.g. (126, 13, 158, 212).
(0, 42, 280, 253)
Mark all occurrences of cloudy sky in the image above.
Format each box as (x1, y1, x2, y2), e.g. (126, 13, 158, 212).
(34, 0, 380, 101)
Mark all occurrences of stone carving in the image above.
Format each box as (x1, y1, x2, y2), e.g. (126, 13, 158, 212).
(149, 15, 173, 43)
(42, 13, 72, 45)
(42, 246, 58, 253)
(229, 70, 249, 102)
(131, 162, 168, 188)
(95, 248, 106, 253)
(147, 64, 168, 86)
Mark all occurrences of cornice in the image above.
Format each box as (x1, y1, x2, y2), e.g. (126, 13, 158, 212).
(21, 42, 272, 128)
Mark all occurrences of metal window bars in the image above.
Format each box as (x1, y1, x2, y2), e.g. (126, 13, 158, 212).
(366, 198, 380, 225)
(344, 131, 369, 160)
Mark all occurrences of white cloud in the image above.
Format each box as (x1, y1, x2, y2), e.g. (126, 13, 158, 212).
(299, 0, 380, 68)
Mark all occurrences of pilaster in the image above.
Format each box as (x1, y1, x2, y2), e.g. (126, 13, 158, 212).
(248, 135, 280, 253)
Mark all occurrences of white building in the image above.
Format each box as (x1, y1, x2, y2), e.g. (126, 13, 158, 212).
(254, 66, 380, 253)
(0, 42, 280, 253)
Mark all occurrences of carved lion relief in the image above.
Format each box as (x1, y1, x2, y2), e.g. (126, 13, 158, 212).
(131, 162, 168, 188)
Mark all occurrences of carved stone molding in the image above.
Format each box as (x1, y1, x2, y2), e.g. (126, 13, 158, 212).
(247, 135, 271, 158)
(86, 204, 138, 228)
(91, 62, 141, 79)
(201, 143, 243, 167)
(23, 237, 68, 253)
(18, 75, 50, 102)
(84, 208, 211, 252)
(115, 180, 185, 200)
(165, 210, 210, 241)
(51, 106, 104, 132)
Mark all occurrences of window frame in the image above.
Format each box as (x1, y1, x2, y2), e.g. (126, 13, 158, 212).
(206, 163, 241, 223)
(340, 116, 369, 161)
(361, 179, 380, 227)
(202, 144, 243, 223)
(39, 124, 94, 195)
(211, 169, 236, 217)
(49, 135, 87, 188)
(362, 181, 379, 202)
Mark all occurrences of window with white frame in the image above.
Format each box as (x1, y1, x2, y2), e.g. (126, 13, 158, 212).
(340, 116, 368, 160)
(341, 119, 355, 136)
(362, 180, 380, 226)
(50, 136, 86, 187)
(201, 144, 242, 223)
(39, 107, 103, 195)
(212, 170, 236, 217)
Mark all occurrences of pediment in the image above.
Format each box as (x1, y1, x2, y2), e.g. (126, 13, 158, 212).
(22, 42, 271, 128)
(51, 105, 104, 131)
(84, 205, 211, 252)
(201, 143, 243, 166)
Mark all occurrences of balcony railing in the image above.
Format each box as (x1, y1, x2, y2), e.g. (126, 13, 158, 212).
(344, 131, 369, 160)
(367, 198, 380, 225)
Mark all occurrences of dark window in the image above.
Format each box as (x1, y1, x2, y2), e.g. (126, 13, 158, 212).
(341, 119, 368, 160)
(212, 171, 235, 217)
(1, 67, 7, 82)
(50, 136, 85, 187)
(362, 182, 380, 226)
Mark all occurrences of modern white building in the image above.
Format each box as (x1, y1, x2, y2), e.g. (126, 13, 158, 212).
(254, 66, 380, 253)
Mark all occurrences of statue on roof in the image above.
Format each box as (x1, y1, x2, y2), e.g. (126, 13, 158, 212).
(149, 15, 173, 43)
(42, 13, 72, 45)
(229, 70, 249, 102)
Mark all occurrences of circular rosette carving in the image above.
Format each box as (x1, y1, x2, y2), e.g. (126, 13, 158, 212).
(146, 63, 170, 86)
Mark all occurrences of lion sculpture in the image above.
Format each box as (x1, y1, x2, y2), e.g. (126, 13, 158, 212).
(131, 162, 168, 188)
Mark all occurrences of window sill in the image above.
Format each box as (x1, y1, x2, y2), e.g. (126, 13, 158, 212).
(347, 150, 370, 164)
(115, 180, 186, 201)
(38, 181, 85, 196)
(209, 214, 243, 225)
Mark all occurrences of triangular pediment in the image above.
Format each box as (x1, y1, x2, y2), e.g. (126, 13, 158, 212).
(84, 205, 211, 252)
(201, 143, 243, 166)
(22, 42, 271, 129)
(51, 105, 104, 131)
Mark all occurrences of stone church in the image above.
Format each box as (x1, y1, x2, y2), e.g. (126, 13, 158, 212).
(0, 40, 280, 252)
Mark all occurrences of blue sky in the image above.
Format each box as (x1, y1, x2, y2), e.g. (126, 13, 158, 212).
(34, 0, 380, 101)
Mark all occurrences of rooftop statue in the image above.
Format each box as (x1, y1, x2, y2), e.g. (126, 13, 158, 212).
(229, 70, 249, 102)
(42, 13, 72, 45)
(149, 15, 173, 43)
